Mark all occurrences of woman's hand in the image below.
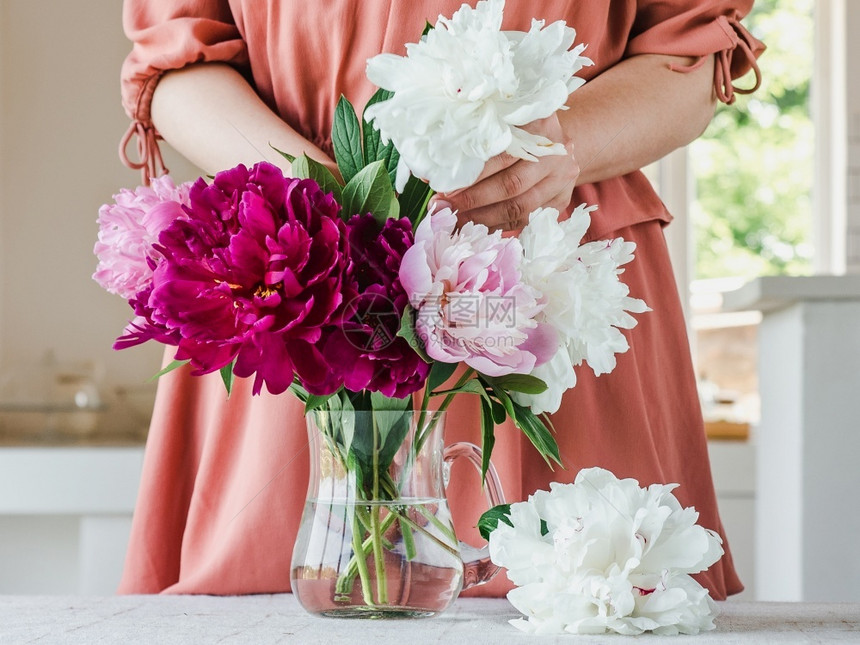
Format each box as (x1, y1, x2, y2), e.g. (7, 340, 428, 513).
(430, 113, 580, 232)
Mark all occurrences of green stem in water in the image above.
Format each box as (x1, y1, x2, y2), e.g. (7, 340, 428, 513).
(371, 415, 388, 604)
(413, 503, 457, 544)
(335, 510, 400, 596)
(349, 507, 375, 606)
(400, 515, 417, 561)
(334, 502, 459, 597)
(396, 512, 461, 559)
(371, 505, 387, 604)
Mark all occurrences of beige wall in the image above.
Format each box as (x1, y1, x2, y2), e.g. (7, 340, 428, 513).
(0, 1, 197, 436)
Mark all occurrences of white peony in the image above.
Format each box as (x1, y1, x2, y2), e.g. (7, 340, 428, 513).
(512, 206, 649, 414)
(365, 0, 593, 193)
(516, 348, 576, 417)
(489, 467, 724, 636)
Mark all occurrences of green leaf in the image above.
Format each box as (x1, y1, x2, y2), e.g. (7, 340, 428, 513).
(304, 392, 337, 414)
(269, 144, 296, 164)
(341, 160, 400, 225)
(398, 175, 433, 225)
(345, 405, 411, 500)
(372, 409, 413, 474)
(485, 373, 548, 395)
(421, 20, 435, 37)
(149, 359, 189, 381)
(339, 401, 356, 456)
(477, 503, 512, 541)
(219, 362, 235, 396)
(363, 88, 400, 183)
(328, 391, 355, 455)
(332, 95, 364, 184)
(291, 154, 310, 179)
(347, 409, 373, 467)
(307, 390, 352, 459)
(369, 390, 412, 413)
(484, 376, 516, 421)
(396, 305, 431, 362)
(540, 519, 549, 536)
(432, 379, 488, 400)
(288, 380, 310, 404)
(427, 360, 458, 393)
(346, 449, 368, 496)
(291, 153, 344, 202)
(510, 401, 562, 468)
(479, 398, 496, 482)
(368, 393, 413, 463)
(489, 398, 507, 424)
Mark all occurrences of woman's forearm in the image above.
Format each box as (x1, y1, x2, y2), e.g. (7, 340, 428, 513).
(150, 63, 333, 176)
(564, 54, 717, 186)
(436, 53, 717, 231)
(149, 55, 716, 232)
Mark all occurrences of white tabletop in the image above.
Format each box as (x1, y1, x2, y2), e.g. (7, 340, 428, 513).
(720, 274, 860, 313)
(2, 595, 859, 644)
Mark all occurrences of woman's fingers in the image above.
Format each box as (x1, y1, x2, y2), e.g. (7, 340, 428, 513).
(454, 153, 579, 230)
(468, 151, 519, 185)
(452, 174, 575, 232)
(427, 114, 580, 231)
(444, 157, 546, 213)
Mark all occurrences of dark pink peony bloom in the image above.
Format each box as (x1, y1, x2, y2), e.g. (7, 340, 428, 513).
(322, 214, 430, 399)
(113, 281, 181, 351)
(148, 162, 356, 395)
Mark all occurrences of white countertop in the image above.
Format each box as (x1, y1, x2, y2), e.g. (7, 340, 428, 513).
(0, 446, 143, 514)
(2, 595, 858, 644)
(721, 275, 860, 313)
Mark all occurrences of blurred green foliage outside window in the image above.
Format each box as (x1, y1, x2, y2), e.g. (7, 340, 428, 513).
(691, 0, 813, 280)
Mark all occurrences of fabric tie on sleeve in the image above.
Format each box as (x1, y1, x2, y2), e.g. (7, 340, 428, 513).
(118, 2, 250, 185)
(120, 119, 169, 186)
(625, 2, 765, 107)
(668, 15, 763, 105)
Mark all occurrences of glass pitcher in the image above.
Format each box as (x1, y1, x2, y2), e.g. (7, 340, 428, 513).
(290, 409, 504, 618)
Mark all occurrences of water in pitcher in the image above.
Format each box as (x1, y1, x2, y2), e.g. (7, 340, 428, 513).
(291, 497, 464, 618)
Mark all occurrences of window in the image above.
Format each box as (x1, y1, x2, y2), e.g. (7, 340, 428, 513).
(657, 0, 817, 432)
(693, 0, 814, 282)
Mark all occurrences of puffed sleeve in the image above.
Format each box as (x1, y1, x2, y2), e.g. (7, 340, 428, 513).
(119, 0, 249, 182)
(625, 1, 765, 105)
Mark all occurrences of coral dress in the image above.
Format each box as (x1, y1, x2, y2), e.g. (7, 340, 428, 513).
(118, 0, 763, 598)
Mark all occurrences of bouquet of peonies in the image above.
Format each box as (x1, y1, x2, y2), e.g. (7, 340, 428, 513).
(95, 0, 643, 478)
(94, 0, 664, 619)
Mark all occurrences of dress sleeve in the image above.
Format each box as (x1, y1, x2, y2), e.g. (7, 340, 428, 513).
(119, 0, 249, 182)
(625, 1, 765, 105)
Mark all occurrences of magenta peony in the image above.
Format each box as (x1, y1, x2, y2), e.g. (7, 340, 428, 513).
(147, 162, 356, 396)
(322, 214, 430, 398)
(93, 175, 190, 300)
(399, 207, 557, 376)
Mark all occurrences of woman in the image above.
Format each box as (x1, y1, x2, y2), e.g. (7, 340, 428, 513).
(118, 1, 763, 598)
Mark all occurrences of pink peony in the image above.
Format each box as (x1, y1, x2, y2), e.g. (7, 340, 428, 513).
(93, 175, 190, 300)
(147, 162, 356, 396)
(399, 208, 557, 376)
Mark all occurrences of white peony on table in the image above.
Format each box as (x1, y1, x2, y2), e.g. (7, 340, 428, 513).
(2, 595, 858, 644)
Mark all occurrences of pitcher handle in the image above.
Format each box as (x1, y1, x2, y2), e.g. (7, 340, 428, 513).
(442, 441, 505, 590)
